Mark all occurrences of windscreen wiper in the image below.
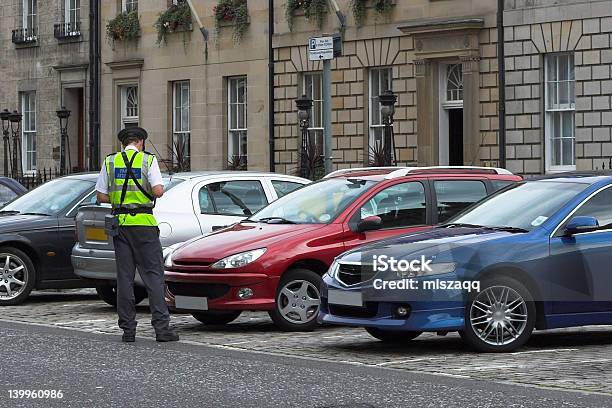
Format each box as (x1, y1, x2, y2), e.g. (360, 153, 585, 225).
(0, 210, 20, 215)
(257, 217, 297, 224)
(21, 212, 51, 216)
(443, 222, 484, 229)
(488, 226, 529, 233)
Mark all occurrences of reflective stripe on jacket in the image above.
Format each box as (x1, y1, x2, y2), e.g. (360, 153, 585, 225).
(106, 150, 157, 227)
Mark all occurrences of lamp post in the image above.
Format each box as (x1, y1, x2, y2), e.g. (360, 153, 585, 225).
(56, 106, 71, 174)
(8, 110, 22, 177)
(295, 95, 313, 179)
(379, 90, 398, 166)
(0, 109, 11, 177)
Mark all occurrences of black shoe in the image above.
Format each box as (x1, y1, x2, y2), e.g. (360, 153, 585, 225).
(122, 332, 136, 343)
(156, 330, 179, 342)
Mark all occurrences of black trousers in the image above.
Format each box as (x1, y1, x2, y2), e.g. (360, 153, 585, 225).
(113, 226, 171, 334)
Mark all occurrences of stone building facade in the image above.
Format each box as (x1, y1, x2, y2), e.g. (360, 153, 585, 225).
(99, 0, 271, 171)
(3, 1, 612, 177)
(0, 0, 91, 173)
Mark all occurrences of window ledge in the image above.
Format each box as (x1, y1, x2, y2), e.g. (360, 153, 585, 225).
(217, 17, 250, 28)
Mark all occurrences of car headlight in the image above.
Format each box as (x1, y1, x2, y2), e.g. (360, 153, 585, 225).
(163, 243, 183, 269)
(396, 262, 457, 278)
(210, 248, 267, 269)
(323, 260, 339, 279)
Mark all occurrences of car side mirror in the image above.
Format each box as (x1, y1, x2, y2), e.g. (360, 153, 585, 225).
(564, 216, 599, 236)
(356, 215, 382, 233)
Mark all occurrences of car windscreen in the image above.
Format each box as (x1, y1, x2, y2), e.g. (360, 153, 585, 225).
(1, 178, 95, 216)
(249, 178, 376, 224)
(447, 181, 589, 231)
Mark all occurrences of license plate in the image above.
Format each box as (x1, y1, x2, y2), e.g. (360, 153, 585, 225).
(85, 227, 108, 242)
(175, 295, 208, 311)
(328, 289, 363, 307)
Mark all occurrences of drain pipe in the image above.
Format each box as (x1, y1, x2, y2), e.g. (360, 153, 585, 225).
(88, 0, 100, 170)
(268, 0, 275, 172)
(497, 0, 506, 168)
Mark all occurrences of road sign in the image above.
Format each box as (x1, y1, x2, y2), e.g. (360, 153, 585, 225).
(309, 36, 335, 61)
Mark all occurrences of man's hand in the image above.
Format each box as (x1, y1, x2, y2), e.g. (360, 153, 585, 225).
(152, 185, 164, 198)
(97, 192, 110, 204)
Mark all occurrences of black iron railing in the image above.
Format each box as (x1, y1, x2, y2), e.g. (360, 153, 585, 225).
(54, 22, 81, 39)
(12, 167, 85, 190)
(11, 28, 37, 45)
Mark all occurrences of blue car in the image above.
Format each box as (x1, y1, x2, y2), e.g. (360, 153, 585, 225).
(319, 173, 612, 352)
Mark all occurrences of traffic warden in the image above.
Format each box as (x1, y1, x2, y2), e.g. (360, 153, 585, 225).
(95, 126, 179, 343)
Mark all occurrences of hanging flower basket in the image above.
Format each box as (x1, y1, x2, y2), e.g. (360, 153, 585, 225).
(106, 10, 140, 44)
(214, 0, 250, 44)
(154, 0, 193, 45)
(350, 0, 396, 27)
(285, 0, 328, 31)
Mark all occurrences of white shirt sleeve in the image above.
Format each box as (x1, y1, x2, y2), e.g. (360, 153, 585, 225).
(95, 160, 108, 194)
(148, 156, 163, 188)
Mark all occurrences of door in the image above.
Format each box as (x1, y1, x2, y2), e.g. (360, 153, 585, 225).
(194, 179, 269, 234)
(549, 186, 612, 314)
(343, 181, 431, 251)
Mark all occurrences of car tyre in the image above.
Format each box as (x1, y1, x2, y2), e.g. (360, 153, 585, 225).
(365, 327, 422, 343)
(268, 268, 322, 332)
(96, 284, 148, 307)
(460, 276, 536, 353)
(0, 247, 36, 306)
(191, 311, 242, 325)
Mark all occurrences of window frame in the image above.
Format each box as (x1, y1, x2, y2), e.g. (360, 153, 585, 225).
(302, 72, 324, 150)
(545, 53, 576, 173)
(21, 91, 37, 172)
(64, 0, 80, 25)
(22, 0, 37, 34)
(122, 0, 138, 13)
(227, 76, 248, 161)
(120, 85, 139, 129)
(172, 80, 191, 169)
(368, 67, 393, 149)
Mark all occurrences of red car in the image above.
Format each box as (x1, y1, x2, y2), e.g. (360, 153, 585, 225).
(164, 167, 522, 331)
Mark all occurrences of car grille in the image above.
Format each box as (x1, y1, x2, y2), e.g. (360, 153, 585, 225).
(167, 282, 229, 300)
(336, 262, 376, 286)
(328, 303, 378, 318)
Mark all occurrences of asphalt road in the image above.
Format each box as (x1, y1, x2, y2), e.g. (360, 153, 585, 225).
(0, 321, 611, 408)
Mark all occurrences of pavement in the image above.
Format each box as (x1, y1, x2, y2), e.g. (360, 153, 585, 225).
(0, 289, 612, 407)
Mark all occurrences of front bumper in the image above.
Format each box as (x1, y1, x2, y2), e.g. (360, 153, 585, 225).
(318, 274, 466, 332)
(164, 270, 280, 311)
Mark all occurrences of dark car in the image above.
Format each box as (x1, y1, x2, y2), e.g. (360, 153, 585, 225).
(320, 173, 612, 352)
(0, 173, 98, 305)
(0, 177, 27, 207)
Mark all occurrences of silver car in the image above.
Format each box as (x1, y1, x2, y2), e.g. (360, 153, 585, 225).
(71, 171, 309, 305)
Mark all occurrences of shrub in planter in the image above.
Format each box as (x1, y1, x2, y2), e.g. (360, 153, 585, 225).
(154, 0, 193, 45)
(106, 10, 140, 44)
(214, 0, 249, 44)
(285, 0, 328, 31)
(351, 0, 394, 27)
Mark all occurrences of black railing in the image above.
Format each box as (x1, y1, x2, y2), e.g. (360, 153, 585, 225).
(595, 158, 612, 171)
(54, 22, 81, 39)
(12, 168, 80, 190)
(12, 28, 37, 44)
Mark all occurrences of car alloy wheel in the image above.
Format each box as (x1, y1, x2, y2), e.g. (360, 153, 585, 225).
(0, 253, 28, 301)
(277, 279, 321, 325)
(469, 285, 529, 347)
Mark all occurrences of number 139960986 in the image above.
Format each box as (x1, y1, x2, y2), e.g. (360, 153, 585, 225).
(8, 390, 63, 399)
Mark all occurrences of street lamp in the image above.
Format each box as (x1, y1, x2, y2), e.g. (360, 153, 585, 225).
(0, 109, 11, 177)
(379, 90, 398, 166)
(56, 106, 71, 174)
(295, 95, 313, 179)
(8, 110, 22, 177)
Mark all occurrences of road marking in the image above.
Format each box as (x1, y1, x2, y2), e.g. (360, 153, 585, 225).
(510, 348, 578, 355)
(376, 357, 447, 366)
(55, 319, 110, 325)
